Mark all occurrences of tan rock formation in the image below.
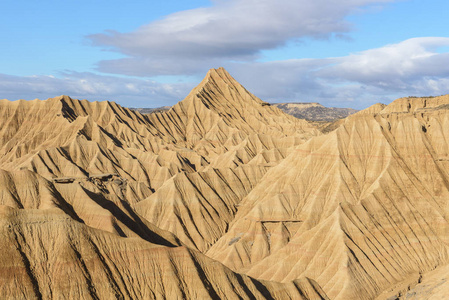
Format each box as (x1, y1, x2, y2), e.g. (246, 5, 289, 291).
(1, 67, 449, 299)
(0, 207, 327, 299)
(0, 68, 325, 299)
(207, 95, 449, 299)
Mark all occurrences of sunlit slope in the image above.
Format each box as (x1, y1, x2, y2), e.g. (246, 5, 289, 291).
(4, 67, 449, 299)
(0, 68, 324, 300)
(207, 96, 449, 299)
(0, 207, 328, 299)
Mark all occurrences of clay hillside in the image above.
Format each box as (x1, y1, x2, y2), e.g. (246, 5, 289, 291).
(1, 67, 449, 299)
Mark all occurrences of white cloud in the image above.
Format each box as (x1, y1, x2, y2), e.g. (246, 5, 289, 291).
(229, 37, 449, 108)
(319, 37, 449, 84)
(0, 72, 193, 107)
(2, 38, 449, 110)
(89, 0, 395, 76)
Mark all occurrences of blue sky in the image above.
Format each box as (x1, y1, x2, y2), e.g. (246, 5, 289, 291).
(1, 0, 449, 109)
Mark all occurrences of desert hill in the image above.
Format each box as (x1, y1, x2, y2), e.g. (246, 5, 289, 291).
(0, 205, 328, 299)
(207, 95, 449, 299)
(1, 68, 449, 299)
(0, 68, 325, 299)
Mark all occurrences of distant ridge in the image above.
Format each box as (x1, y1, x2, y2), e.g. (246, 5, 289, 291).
(130, 106, 171, 114)
(272, 102, 358, 121)
(132, 101, 358, 122)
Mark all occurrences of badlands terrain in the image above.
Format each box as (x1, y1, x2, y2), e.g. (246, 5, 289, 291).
(1, 67, 449, 299)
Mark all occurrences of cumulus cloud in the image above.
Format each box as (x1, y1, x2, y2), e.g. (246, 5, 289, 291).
(0, 72, 193, 107)
(89, 0, 395, 76)
(229, 37, 449, 108)
(2, 38, 449, 110)
(319, 37, 449, 86)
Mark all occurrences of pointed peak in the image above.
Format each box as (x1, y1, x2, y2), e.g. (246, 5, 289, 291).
(177, 67, 275, 113)
(45, 95, 76, 107)
(182, 67, 266, 108)
(198, 67, 241, 87)
(53, 95, 72, 101)
(206, 67, 230, 77)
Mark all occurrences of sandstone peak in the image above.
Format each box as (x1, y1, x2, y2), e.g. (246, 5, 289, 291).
(186, 67, 265, 107)
(205, 66, 232, 80)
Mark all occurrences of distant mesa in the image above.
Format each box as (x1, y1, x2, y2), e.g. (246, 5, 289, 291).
(272, 102, 358, 121)
(130, 106, 171, 114)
